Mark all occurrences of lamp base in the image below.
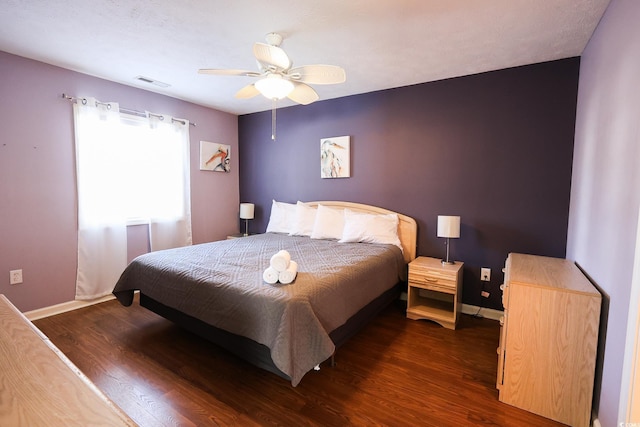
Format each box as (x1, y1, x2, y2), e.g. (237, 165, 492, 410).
(441, 237, 456, 265)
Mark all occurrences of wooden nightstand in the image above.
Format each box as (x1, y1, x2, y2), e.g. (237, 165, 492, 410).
(406, 256, 463, 329)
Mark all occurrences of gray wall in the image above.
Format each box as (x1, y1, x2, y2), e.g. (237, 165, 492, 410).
(568, 0, 639, 424)
(239, 58, 580, 311)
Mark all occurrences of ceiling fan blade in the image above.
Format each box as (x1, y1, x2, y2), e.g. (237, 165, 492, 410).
(253, 42, 291, 71)
(198, 68, 261, 77)
(235, 84, 260, 99)
(288, 65, 346, 85)
(287, 82, 319, 105)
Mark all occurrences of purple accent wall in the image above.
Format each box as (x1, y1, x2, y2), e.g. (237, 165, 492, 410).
(0, 51, 239, 312)
(239, 58, 580, 311)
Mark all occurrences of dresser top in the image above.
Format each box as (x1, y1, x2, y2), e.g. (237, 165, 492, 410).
(0, 294, 136, 426)
(507, 253, 600, 297)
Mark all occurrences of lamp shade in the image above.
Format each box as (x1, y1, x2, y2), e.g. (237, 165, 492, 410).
(437, 215, 460, 238)
(239, 203, 255, 220)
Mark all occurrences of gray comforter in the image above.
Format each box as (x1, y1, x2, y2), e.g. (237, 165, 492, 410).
(113, 233, 405, 386)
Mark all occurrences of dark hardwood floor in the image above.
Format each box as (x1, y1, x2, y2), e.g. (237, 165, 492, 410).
(34, 296, 565, 427)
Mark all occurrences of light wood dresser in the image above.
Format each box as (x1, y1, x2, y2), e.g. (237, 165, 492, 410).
(0, 294, 137, 426)
(496, 253, 601, 427)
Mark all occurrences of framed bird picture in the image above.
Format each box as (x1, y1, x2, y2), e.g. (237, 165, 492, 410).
(200, 141, 230, 172)
(321, 136, 350, 178)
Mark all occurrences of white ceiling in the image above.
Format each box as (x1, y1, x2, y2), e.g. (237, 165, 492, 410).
(0, 0, 610, 115)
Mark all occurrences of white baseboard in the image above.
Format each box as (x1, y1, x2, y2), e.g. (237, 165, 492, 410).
(461, 304, 503, 321)
(24, 294, 116, 321)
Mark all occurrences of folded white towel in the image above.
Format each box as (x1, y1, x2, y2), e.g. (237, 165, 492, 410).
(270, 249, 291, 272)
(278, 260, 298, 284)
(262, 266, 279, 284)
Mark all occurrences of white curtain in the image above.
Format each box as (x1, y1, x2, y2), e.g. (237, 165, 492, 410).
(73, 100, 192, 299)
(74, 98, 128, 299)
(145, 113, 192, 251)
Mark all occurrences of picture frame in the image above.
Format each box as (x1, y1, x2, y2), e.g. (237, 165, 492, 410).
(321, 136, 350, 178)
(200, 141, 230, 172)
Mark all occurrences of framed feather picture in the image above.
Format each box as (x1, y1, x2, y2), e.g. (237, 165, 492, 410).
(321, 136, 350, 178)
(200, 141, 230, 172)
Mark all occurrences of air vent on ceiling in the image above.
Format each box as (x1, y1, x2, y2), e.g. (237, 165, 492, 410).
(134, 75, 171, 88)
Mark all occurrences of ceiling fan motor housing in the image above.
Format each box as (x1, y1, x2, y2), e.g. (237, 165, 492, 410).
(265, 32, 283, 47)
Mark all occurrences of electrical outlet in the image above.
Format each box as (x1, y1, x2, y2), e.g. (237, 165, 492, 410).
(481, 267, 491, 281)
(10, 269, 23, 285)
(481, 290, 490, 298)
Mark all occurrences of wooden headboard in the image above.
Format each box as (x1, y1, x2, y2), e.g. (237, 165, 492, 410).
(306, 201, 417, 264)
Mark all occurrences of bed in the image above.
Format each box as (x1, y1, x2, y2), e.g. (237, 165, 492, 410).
(113, 201, 417, 386)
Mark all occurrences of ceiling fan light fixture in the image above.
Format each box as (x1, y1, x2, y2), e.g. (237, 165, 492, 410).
(255, 74, 294, 100)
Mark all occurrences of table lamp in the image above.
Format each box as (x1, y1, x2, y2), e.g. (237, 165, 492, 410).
(240, 203, 255, 236)
(437, 215, 460, 265)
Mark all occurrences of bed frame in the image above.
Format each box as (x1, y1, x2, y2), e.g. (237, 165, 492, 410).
(140, 201, 417, 382)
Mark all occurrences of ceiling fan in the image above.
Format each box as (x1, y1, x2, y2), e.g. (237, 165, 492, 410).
(198, 32, 346, 106)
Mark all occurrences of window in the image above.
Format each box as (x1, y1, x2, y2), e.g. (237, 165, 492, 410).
(76, 109, 190, 225)
(73, 97, 191, 299)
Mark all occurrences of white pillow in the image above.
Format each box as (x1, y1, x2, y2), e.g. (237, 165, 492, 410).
(288, 201, 318, 236)
(339, 209, 402, 251)
(266, 200, 296, 234)
(310, 205, 345, 240)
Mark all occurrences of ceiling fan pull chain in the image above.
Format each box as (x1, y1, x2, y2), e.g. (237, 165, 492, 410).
(271, 98, 277, 141)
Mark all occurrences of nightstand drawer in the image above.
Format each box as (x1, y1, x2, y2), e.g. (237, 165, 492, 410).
(409, 277, 456, 293)
(409, 270, 457, 292)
